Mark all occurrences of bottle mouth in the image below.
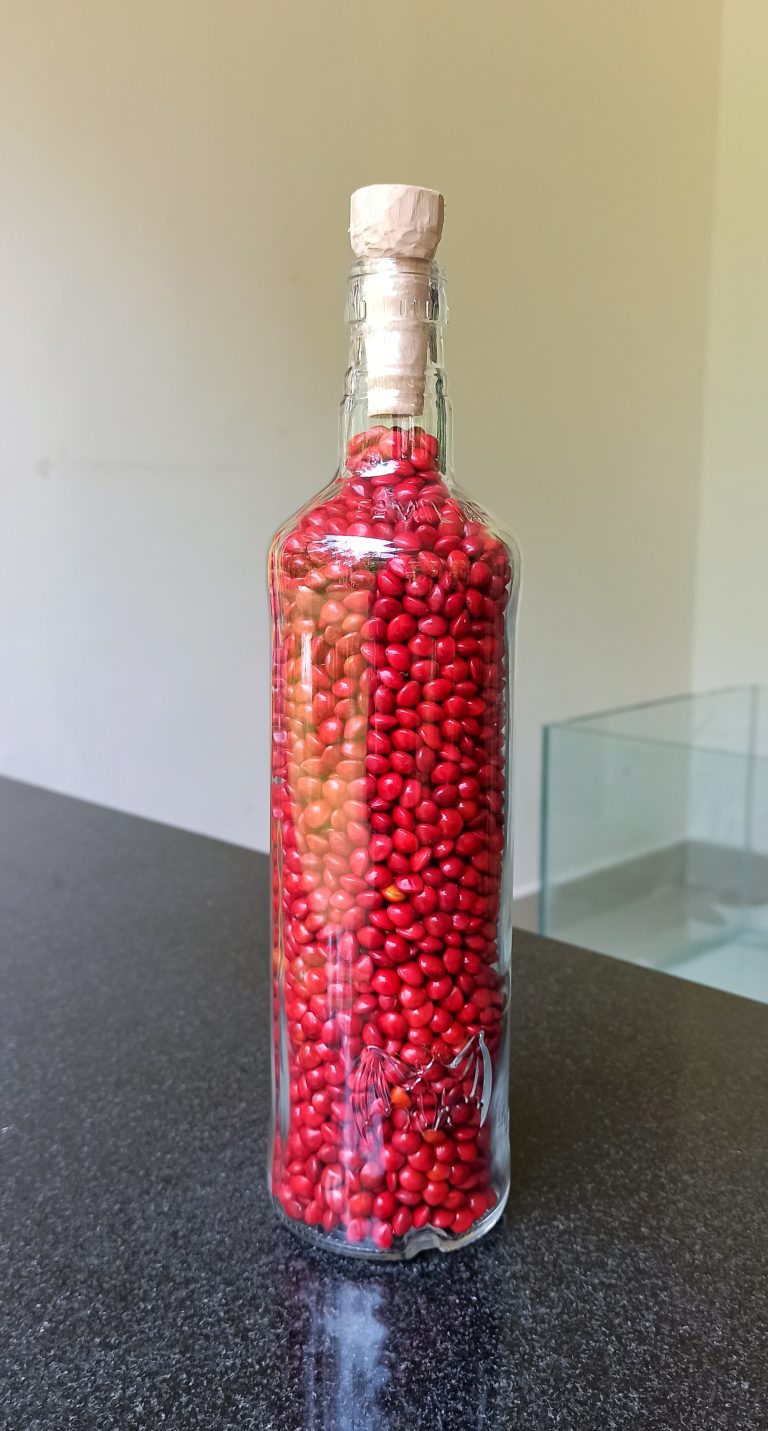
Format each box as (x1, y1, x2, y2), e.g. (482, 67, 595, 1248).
(345, 258, 447, 327)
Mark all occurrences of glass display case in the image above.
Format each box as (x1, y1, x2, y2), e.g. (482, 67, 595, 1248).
(541, 687, 768, 1001)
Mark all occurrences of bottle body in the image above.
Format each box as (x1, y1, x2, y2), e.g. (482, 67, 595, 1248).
(268, 411, 520, 1258)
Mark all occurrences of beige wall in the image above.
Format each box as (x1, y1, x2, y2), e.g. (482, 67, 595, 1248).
(694, 0, 768, 691)
(0, 1, 723, 890)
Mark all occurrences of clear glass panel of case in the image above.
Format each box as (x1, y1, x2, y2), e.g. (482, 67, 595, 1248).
(541, 687, 768, 1002)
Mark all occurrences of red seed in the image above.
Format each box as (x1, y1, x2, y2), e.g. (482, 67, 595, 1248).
(391, 1129, 421, 1156)
(385, 643, 411, 672)
(346, 1219, 370, 1243)
(378, 772, 403, 802)
(399, 961, 424, 987)
(423, 678, 451, 703)
(401, 778, 422, 809)
(395, 1188, 423, 1208)
(469, 560, 492, 589)
(348, 1191, 373, 1217)
(400, 985, 426, 1011)
(420, 615, 447, 638)
(392, 1207, 413, 1238)
(379, 1010, 407, 1039)
(437, 808, 463, 839)
(399, 1166, 427, 1193)
(388, 613, 417, 642)
(373, 1191, 398, 1220)
(372, 969, 400, 996)
(396, 680, 421, 708)
(378, 430, 408, 460)
(407, 1144, 434, 1172)
(410, 445, 434, 471)
(369, 834, 393, 862)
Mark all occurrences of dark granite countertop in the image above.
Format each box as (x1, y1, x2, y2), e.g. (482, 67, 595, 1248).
(1, 778, 766, 1430)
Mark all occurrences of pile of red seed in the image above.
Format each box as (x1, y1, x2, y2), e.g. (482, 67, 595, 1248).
(270, 424, 513, 1252)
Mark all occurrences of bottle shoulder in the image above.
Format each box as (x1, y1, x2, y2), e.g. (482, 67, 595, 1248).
(271, 468, 519, 589)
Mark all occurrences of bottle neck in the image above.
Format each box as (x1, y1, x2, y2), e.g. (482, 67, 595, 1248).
(339, 258, 452, 475)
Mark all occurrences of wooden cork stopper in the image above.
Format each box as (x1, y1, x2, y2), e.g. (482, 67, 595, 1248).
(350, 185, 444, 262)
(349, 185, 445, 416)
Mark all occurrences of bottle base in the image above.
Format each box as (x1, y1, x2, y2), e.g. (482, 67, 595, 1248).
(271, 1182, 509, 1262)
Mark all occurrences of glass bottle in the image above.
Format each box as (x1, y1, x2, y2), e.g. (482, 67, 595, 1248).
(268, 186, 520, 1258)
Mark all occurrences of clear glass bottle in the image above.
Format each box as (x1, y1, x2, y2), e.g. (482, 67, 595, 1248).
(268, 188, 520, 1258)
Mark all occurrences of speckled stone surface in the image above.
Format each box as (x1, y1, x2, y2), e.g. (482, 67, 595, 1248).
(1, 778, 766, 1430)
